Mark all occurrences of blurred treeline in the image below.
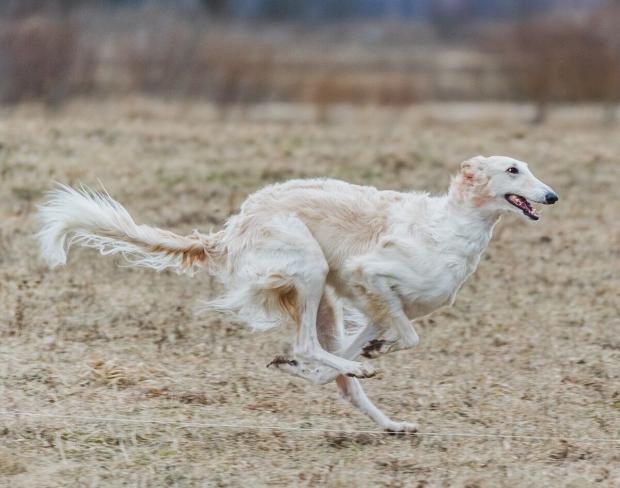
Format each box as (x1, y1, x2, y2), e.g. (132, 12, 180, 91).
(1, 0, 619, 122)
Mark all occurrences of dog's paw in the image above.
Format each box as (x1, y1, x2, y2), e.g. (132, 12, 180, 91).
(266, 355, 298, 368)
(344, 361, 377, 379)
(384, 421, 418, 434)
(361, 339, 397, 358)
(268, 356, 339, 385)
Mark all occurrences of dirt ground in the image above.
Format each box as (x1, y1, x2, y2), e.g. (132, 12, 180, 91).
(1, 100, 618, 487)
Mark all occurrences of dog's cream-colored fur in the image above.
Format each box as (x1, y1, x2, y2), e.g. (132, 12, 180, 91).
(37, 155, 557, 432)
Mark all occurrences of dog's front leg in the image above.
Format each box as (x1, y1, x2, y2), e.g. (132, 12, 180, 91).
(335, 375, 417, 433)
(360, 327, 413, 358)
(371, 279, 420, 350)
(340, 271, 419, 360)
(338, 320, 382, 360)
(339, 319, 417, 360)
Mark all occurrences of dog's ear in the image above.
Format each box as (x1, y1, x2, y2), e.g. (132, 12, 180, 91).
(451, 155, 491, 205)
(460, 155, 486, 180)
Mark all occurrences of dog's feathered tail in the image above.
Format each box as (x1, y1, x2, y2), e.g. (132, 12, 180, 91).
(36, 184, 222, 275)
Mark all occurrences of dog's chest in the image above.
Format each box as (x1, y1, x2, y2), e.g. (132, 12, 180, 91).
(392, 244, 483, 318)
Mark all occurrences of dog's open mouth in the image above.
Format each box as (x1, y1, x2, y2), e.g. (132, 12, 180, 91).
(505, 194, 539, 220)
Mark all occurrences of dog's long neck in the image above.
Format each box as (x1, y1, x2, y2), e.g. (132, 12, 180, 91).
(438, 177, 502, 257)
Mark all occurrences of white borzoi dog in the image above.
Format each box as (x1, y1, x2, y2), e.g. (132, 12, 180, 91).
(37, 155, 558, 432)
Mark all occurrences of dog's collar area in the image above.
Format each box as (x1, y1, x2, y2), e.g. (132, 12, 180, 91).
(505, 194, 539, 220)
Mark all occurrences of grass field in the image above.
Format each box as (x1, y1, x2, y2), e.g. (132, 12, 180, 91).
(1, 99, 619, 487)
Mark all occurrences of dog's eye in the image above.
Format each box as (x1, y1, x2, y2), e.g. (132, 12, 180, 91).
(506, 167, 519, 174)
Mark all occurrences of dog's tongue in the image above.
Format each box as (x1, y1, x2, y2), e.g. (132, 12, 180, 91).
(508, 194, 538, 219)
(508, 194, 525, 207)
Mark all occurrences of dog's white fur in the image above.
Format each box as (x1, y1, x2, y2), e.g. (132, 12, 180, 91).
(37, 155, 557, 432)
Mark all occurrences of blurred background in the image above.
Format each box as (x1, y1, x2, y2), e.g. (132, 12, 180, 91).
(1, 0, 620, 123)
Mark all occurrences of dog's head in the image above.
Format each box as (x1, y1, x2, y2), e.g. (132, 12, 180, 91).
(455, 155, 558, 221)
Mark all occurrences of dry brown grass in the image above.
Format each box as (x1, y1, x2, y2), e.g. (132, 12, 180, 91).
(0, 99, 619, 486)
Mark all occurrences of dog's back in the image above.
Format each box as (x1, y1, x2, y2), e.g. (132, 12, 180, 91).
(231, 178, 405, 267)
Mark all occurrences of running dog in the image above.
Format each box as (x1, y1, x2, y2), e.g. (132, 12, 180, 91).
(37, 155, 558, 432)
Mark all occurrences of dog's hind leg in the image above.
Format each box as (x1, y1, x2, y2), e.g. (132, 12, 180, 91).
(313, 291, 417, 432)
(267, 287, 360, 385)
(271, 287, 416, 431)
(269, 288, 349, 384)
(261, 216, 375, 380)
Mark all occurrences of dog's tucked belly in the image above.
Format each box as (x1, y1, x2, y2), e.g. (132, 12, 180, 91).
(400, 294, 454, 319)
(395, 284, 457, 319)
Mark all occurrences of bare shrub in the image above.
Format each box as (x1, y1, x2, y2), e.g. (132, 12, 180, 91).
(502, 13, 619, 123)
(308, 73, 418, 121)
(0, 15, 96, 104)
(590, 1, 620, 122)
(121, 18, 275, 115)
(122, 17, 205, 96)
(199, 34, 275, 112)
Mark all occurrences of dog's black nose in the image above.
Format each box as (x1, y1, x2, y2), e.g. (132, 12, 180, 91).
(545, 192, 558, 204)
